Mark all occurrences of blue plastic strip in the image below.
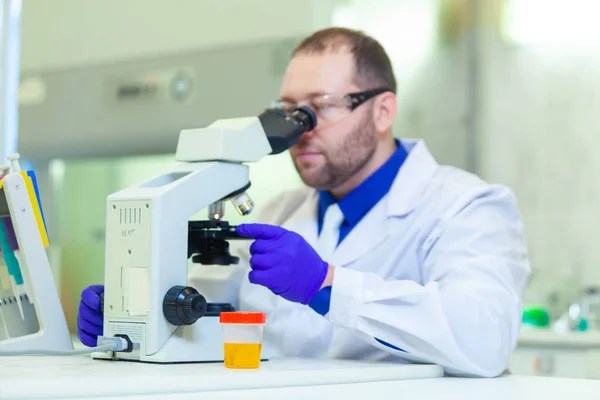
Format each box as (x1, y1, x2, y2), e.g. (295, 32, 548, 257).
(26, 170, 47, 233)
(0, 219, 23, 285)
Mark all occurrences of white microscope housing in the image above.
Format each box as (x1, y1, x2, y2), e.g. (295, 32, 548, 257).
(92, 107, 315, 363)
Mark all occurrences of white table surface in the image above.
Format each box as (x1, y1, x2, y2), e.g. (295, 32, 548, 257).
(1, 354, 599, 400)
(187, 376, 600, 400)
(0, 355, 442, 399)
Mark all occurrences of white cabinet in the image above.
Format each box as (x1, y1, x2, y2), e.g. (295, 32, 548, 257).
(510, 330, 600, 379)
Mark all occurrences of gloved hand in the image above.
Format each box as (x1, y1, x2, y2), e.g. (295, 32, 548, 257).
(77, 284, 104, 347)
(236, 223, 329, 305)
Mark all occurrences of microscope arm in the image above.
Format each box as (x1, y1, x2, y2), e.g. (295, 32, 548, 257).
(174, 107, 316, 163)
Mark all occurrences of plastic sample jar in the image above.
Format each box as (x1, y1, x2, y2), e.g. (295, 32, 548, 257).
(220, 311, 266, 369)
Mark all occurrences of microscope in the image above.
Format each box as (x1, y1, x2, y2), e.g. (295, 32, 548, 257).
(92, 106, 316, 363)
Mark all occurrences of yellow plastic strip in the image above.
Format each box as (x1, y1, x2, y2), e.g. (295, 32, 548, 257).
(19, 171, 49, 248)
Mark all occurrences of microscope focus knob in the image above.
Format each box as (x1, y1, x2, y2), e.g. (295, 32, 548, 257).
(163, 286, 208, 326)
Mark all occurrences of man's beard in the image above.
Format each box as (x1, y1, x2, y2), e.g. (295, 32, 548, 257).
(293, 113, 377, 191)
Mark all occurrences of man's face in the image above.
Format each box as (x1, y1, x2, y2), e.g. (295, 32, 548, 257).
(279, 51, 378, 192)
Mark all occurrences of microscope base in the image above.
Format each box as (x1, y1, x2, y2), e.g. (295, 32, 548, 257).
(92, 316, 274, 364)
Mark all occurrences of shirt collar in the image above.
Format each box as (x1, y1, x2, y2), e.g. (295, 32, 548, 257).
(319, 139, 408, 229)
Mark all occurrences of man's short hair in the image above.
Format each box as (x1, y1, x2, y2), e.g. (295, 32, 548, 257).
(292, 27, 396, 93)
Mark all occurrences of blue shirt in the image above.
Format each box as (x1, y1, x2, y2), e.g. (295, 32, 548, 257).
(308, 140, 408, 316)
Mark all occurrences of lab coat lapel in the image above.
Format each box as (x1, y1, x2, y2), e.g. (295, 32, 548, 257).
(332, 202, 390, 266)
(385, 139, 438, 218)
(331, 139, 439, 267)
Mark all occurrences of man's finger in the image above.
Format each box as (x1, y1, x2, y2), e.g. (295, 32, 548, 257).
(249, 238, 286, 254)
(248, 269, 266, 286)
(78, 329, 99, 348)
(236, 223, 287, 240)
(79, 314, 103, 333)
(249, 253, 278, 271)
(249, 239, 268, 255)
(248, 269, 279, 287)
(81, 285, 104, 311)
(78, 301, 103, 323)
(248, 269, 288, 295)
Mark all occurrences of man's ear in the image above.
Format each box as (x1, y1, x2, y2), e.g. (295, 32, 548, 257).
(372, 92, 397, 136)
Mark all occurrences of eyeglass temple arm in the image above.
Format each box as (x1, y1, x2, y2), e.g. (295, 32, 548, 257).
(348, 88, 394, 110)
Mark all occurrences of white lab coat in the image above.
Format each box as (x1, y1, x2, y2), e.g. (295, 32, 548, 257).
(231, 139, 531, 378)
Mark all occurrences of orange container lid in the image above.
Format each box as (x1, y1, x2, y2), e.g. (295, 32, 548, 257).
(220, 312, 266, 324)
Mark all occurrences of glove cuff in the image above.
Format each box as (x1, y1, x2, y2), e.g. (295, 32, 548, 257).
(303, 260, 330, 305)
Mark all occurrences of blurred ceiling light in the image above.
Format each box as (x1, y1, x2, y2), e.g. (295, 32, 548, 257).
(332, 0, 437, 84)
(332, 2, 356, 27)
(503, 0, 600, 46)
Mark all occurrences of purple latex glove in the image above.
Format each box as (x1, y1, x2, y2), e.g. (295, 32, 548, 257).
(236, 223, 329, 304)
(77, 284, 104, 347)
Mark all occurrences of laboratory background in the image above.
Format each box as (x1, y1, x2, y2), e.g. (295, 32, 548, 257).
(8, 0, 600, 379)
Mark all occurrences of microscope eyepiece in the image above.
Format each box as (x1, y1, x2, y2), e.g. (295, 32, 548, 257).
(290, 106, 317, 133)
(258, 106, 319, 154)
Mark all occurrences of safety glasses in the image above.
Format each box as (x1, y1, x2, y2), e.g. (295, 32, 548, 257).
(271, 87, 393, 130)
